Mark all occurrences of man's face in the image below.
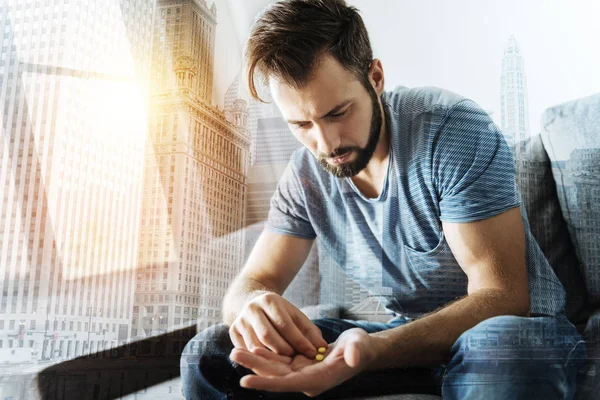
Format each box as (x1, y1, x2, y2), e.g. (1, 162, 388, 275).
(269, 54, 384, 178)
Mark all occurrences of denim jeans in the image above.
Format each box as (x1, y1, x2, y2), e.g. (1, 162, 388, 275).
(180, 314, 588, 399)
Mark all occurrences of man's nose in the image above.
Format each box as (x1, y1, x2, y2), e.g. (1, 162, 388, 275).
(313, 124, 340, 156)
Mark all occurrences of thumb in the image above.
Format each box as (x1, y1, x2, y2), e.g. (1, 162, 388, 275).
(343, 341, 361, 368)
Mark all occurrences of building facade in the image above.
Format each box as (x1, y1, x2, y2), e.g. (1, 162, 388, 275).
(500, 35, 530, 159)
(0, 0, 154, 363)
(132, 0, 251, 347)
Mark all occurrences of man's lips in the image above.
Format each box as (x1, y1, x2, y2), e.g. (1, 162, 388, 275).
(330, 151, 351, 164)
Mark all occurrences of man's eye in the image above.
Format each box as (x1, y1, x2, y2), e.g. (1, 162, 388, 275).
(330, 110, 347, 118)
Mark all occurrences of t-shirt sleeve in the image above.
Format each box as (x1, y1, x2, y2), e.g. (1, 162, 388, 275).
(433, 100, 520, 223)
(264, 162, 317, 239)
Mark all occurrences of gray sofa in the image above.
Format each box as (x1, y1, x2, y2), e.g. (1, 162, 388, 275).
(282, 93, 600, 399)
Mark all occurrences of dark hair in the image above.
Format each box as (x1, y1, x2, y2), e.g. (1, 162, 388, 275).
(245, 0, 373, 102)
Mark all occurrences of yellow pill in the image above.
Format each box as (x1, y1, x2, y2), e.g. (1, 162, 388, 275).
(315, 354, 324, 361)
(318, 347, 327, 354)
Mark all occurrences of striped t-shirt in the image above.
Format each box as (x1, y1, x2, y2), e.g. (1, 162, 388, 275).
(266, 86, 566, 319)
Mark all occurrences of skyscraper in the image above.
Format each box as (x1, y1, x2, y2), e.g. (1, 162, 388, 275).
(500, 35, 530, 159)
(0, 0, 155, 364)
(132, 0, 251, 344)
(225, 76, 284, 166)
(224, 72, 241, 120)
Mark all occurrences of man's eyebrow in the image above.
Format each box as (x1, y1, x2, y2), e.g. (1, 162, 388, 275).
(286, 99, 352, 125)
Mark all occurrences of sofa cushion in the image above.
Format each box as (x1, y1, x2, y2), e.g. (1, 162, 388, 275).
(541, 93, 600, 306)
(514, 135, 587, 321)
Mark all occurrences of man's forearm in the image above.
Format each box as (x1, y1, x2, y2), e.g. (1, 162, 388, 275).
(366, 288, 530, 371)
(221, 276, 276, 326)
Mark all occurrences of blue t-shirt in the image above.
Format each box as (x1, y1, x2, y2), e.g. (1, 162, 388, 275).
(266, 86, 566, 319)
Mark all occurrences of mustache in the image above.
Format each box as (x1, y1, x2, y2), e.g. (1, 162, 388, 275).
(316, 147, 359, 160)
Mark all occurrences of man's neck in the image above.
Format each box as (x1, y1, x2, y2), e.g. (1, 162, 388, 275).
(350, 114, 390, 198)
(357, 106, 390, 175)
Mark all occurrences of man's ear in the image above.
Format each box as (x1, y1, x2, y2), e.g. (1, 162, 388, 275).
(368, 58, 385, 96)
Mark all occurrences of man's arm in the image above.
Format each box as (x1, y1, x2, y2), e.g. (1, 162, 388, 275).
(365, 207, 530, 370)
(222, 229, 314, 326)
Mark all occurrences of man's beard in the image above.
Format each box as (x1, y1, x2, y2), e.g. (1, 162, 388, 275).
(315, 84, 383, 178)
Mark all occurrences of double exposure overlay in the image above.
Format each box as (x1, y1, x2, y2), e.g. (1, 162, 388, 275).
(0, 0, 599, 398)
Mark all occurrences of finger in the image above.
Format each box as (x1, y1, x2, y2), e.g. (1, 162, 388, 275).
(253, 311, 295, 356)
(229, 327, 247, 350)
(230, 348, 291, 377)
(238, 322, 268, 353)
(292, 312, 329, 351)
(239, 364, 327, 393)
(250, 347, 293, 364)
(264, 307, 318, 358)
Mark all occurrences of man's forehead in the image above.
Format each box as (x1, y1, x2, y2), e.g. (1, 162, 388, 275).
(269, 75, 356, 121)
(267, 53, 350, 90)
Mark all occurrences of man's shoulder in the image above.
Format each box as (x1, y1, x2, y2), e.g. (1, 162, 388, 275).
(383, 86, 467, 117)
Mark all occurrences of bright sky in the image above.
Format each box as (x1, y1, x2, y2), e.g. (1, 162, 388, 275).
(213, 0, 600, 135)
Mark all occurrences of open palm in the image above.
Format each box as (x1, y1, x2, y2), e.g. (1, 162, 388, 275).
(229, 327, 374, 397)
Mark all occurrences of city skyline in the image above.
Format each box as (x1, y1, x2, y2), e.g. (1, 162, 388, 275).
(0, 0, 251, 367)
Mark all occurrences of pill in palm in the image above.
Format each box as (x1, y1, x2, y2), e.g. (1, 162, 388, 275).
(315, 354, 324, 361)
(318, 347, 327, 354)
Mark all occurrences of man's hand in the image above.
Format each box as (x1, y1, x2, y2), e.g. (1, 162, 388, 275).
(229, 327, 375, 397)
(229, 292, 328, 359)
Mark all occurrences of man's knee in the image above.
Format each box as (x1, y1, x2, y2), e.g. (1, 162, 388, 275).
(448, 314, 587, 372)
(181, 323, 233, 358)
(180, 323, 235, 391)
(443, 315, 587, 399)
